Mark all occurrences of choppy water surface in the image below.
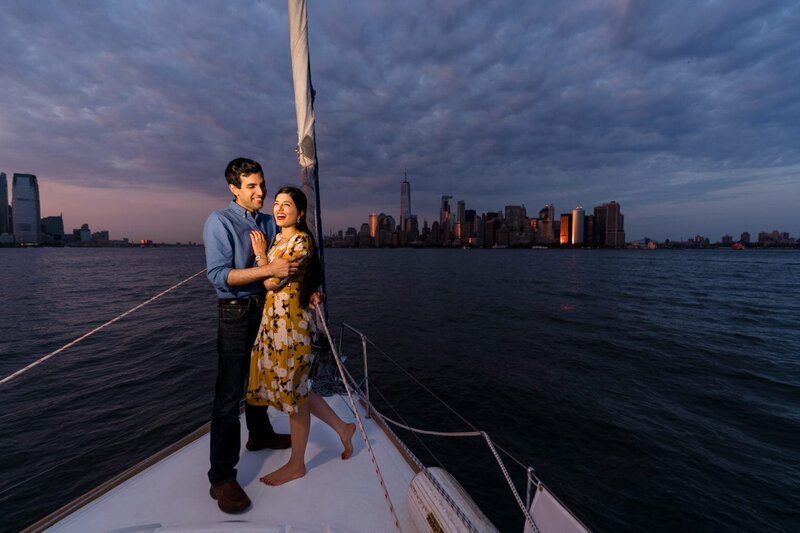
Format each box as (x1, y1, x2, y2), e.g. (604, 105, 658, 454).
(0, 247, 798, 532)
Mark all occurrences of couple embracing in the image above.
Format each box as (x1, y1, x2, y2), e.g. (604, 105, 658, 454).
(203, 158, 355, 514)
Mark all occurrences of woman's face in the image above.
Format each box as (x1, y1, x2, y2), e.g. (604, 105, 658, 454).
(274, 193, 302, 228)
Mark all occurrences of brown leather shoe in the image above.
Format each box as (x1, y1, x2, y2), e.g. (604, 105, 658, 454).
(209, 480, 251, 514)
(246, 433, 292, 451)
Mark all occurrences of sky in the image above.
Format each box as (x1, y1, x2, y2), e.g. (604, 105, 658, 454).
(1, 0, 798, 243)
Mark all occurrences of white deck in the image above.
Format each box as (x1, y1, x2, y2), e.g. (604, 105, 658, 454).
(44, 395, 419, 533)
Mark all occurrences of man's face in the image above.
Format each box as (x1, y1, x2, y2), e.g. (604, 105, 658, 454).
(230, 172, 266, 212)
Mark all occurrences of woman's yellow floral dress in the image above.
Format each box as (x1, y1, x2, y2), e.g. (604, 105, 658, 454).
(246, 232, 316, 414)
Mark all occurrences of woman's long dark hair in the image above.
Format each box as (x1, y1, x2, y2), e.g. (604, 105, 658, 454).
(275, 186, 321, 308)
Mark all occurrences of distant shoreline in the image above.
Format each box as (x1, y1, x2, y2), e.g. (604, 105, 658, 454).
(2, 243, 798, 251)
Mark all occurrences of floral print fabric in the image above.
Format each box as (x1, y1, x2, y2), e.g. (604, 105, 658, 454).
(246, 232, 316, 414)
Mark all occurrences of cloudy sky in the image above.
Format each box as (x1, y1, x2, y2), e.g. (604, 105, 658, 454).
(1, 0, 798, 242)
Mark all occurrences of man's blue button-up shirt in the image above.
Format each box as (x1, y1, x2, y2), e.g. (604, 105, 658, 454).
(203, 200, 277, 299)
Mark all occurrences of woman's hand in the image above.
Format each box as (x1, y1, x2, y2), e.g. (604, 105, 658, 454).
(250, 230, 268, 258)
(307, 291, 326, 309)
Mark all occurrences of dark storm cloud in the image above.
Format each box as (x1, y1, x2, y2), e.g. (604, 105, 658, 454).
(1, 0, 797, 239)
(1, 1, 298, 189)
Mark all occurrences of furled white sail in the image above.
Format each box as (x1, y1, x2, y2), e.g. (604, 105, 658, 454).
(287, 0, 325, 296)
(287, 1, 323, 249)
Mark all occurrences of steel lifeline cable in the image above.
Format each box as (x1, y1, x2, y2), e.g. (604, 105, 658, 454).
(317, 313, 542, 532)
(0, 268, 208, 385)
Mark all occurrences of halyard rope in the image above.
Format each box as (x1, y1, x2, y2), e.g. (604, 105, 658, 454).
(315, 306, 402, 532)
(0, 268, 208, 385)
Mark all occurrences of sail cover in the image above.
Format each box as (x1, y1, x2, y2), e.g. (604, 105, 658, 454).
(287, 0, 325, 291)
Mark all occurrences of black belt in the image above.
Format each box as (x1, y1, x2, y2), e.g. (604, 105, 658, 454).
(218, 295, 265, 307)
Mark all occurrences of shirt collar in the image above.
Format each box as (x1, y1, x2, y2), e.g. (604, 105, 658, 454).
(228, 200, 260, 221)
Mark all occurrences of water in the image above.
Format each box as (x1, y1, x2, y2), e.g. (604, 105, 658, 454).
(0, 247, 798, 532)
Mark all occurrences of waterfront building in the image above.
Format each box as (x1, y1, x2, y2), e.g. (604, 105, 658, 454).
(461, 209, 477, 244)
(593, 201, 625, 248)
(369, 213, 378, 240)
(12, 173, 41, 244)
(474, 217, 484, 247)
(421, 219, 430, 242)
(41, 215, 65, 244)
(400, 175, 411, 231)
(758, 230, 793, 247)
(483, 212, 501, 247)
(584, 214, 595, 245)
(559, 213, 572, 245)
(358, 223, 371, 247)
(537, 204, 555, 244)
(439, 195, 452, 243)
(0, 172, 9, 235)
(373, 213, 395, 246)
(571, 207, 585, 245)
(343, 227, 357, 247)
(495, 224, 509, 247)
(454, 200, 466, 242)
(504, 205, 527, 231)
(430, 221, 440, 244)
(740, 232, 751, 244)
(72, 223, 92, 242)
(721, 235, 733, 245)
(402, 214, 419, 242)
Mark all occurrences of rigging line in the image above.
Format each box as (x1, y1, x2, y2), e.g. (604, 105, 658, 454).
(315, 308, 401, 532)
(481, 431, 540, 533)
(334, 329, 537, 531)
(0, 268, 208, 386)
(379, 414, 482, 438)
(365, 383, 539, 530)
(0, 417, 147, 502)
(360, 335, 533, 473)
(368, 382, 447, 472)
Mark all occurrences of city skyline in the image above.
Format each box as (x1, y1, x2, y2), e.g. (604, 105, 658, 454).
(323, 176, 791, 247)
(1, 170, 793, 247)
(1, 2, 798, 243)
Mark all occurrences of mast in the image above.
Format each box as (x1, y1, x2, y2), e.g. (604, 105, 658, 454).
(287, 0, 326, 297)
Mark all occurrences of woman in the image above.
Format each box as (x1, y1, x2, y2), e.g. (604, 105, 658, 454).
(246, 186, 355, 486)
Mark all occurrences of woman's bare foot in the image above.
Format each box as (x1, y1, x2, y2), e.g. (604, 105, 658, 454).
(260, 461, 306, 486)
(340, 423, 356, 459)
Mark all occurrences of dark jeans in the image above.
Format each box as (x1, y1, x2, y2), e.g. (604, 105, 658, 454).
(208, 298, 275, 486)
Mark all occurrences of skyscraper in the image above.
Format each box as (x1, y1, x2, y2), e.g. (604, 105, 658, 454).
(369, 213, 378, 239)
(0, 173, 9, 235)
(559, 213, 572, 244)
(12, 173, 41, 244)
(593, 201, 625, 248)
(538, 204, 555, 244)
(455, 200, 465, 241)
(400, 174, 411, 231)
(571, 207, 585, 245)
(504, 205, 527, 231)
(439, 195, 452, 242)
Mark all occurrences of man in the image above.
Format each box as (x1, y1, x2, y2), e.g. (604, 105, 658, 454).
(203, 157, 298, 513)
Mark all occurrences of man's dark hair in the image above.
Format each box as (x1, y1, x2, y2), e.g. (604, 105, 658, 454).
(225, 158, 263, 188)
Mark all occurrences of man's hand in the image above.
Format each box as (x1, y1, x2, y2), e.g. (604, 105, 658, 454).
(269, 257, 301, 279)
